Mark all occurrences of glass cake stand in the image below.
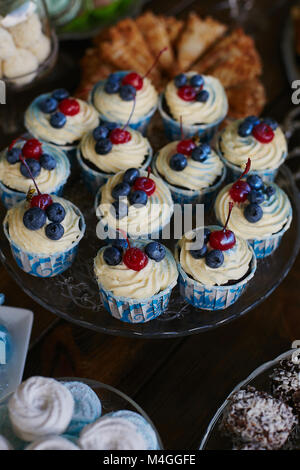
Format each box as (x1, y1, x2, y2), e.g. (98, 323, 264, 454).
(199, 349, 300, 450)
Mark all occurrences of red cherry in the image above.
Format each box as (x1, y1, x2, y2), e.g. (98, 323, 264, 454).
(59, 98, 80, 116)
(133, 177, 156, 196)
(177, 85, 197, 102)
(229, 180, 251, 203)
(176, 139, 196, 156)
(30, 194, 53, 210)
(209, 229, 236, 251)
(22, 139, 42, 160)
(252, 122, 274, 143)
(122, 72, 143, 91)
(109, 128, 132, 144)
(123, 247, 148, 271)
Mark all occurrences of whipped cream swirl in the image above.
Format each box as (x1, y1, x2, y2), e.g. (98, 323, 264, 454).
(155, 141, 224, 190)
(26, 436, 79, 450)
(165, 72, 228, 126)
(0, 435, 12, 450)
(218, 120, 287, 170)
(8, 377, 74, 441)
(215, 183, 292, 239)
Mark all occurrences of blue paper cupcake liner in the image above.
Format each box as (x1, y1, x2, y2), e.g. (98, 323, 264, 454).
(89, 72, 158, 136)
(3, 204, 86, 278)
(158, 93, 227, 142)
(175, 240, 257, 310)
(0, 180, 67, 210)
(216, 134, 287, 183)
(77, 147, 153, 194)
(152, 154, 226, 209)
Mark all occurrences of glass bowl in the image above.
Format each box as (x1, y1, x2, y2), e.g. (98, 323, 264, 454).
(199, 349, 300, 450)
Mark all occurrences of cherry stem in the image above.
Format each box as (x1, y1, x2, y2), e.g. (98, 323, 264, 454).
(117, 229, 130, 250)
(143, 47, 168, 79)
(123, 97, 136, 131)
(238, 158, 251, 181)
(224, 202, 234, 231)
(147, 166, 151, 178)
(19, 155, 41, 195)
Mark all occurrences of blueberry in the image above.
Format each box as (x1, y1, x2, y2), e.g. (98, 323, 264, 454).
(95, 138, 112, 155)
(23, 207, 46, 231)
(46, 203, 66, 223)
(123, 168, 140, 185)
(129, 190, 148, 206)
(39, 97, 58, 113)
(145, 242, 166, 262)
(111, 182, 131, 199)
(204, 228, 211, 244)
(244, 115, 260, 126)
(104, 81, 120, 94)
(247, 190, 265, 204)
(205, 249, 224, 268)
(107, 73, 121, 84)
(262, 117, 278, 130)
(107, 238, 129, 252)
(201, 143, 211, 155)
(246, 174, 263, 190)
(93, 125, 109, 141)
(174, 73, 187, 88)
(104, 122, 118, 131)
(265, 185, 275, 198)
(111, 201, 128, 219)
(119, 84, 136, 101)
(40, 153, 57, 171)
(244, 203, 263, 223)
(45, 223, 64, 240)
(52, 89, 69, 101)
(170, 153, 187, 171)
(20, 158, 41, 179)
(190, 74, 204, 88)
(191, 146, 207, 162)
(6, 148, 21, 164)
(238, 120, 253, 137)
(50, 112, 66, 129)
(196, 90, 209, 102)
(103, 246, 122, 266)
(190, 244, 207, 259)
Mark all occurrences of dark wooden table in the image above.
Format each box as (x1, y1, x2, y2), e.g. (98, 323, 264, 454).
(1, 0, 300, 450)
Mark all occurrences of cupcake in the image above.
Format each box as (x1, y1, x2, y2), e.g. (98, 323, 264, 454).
(0, 137, 70, 209)
(24, 88, 99, 163)
(175, 207, 256, 310)
(216, 116, 287, 182)
(90, 71, 158, 135)
(3, 187, 85, 278)
(94, 238, 178, 323)
(153, 138, 225, 206)
(77, 120, 153, 194)
(95, 168, 174, 239)
(214, 166, 292, 258)
(158, 71, 228, 141)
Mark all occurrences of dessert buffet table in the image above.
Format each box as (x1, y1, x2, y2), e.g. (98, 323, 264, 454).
(0, 0, 299, 450)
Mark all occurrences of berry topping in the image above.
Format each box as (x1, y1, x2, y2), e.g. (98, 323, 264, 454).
(191, 145, 208, 162)
(244, 203, 263, 223)
(252, 122, 274, 143)
(238, 120, 253, 137)
(123, 247, 148, 272)
(244, 115, 260, 126)
(105, 122, 118, 131)
(40, 153, 57, 171)
(123, 168, 140, 185)
(247, 190, 265, 205)
(95, 138, 113, 155)
(209, 202, 236, 251)
(177, 85, 197, 102)
(59, 98, 80, 116)
(6, 148, 21, 164)
(190, 244, 207, 259)
(196, 90, 209, 102)
(45, 223, 64, 240)
(52, 89, 70, 101)
(203, 228, 211, 244)
(111, 200, 128, 219)
(205, 249, 224, 269)
(30, 193, 53, 210)
(229, 158, 251, 203)
(174, 74, 187, 88)
(190, 74, 204, 88)
(265, 185, 275, 198)
(176, 139, 196, 156)
(104, 81, 120, 94)
(23, 207, 46, 231)
(129, 190, 148, 206)
(20, 158, 41, 179)
(107, 73, 121, 84)
(46, 202, 66, 223)
(145, 241, 166, 262)
(132, 167, 156, 196)
(22, 139, 42, 160)
(109, 128, 131, 144)
(39, 97, 58, 114)
(119, 84, 136, 101)
(107, 238, 129, 252)
(112, 182, 131, 199)
(262, 117, 278, 130)
(50, 112, 66, 129)
(246, 174, 263, 190)
(170, 153, 187, 171)
(93, 125, 109, 141)
(122, 72, 143, 91)
(103, 246, 122, 266)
